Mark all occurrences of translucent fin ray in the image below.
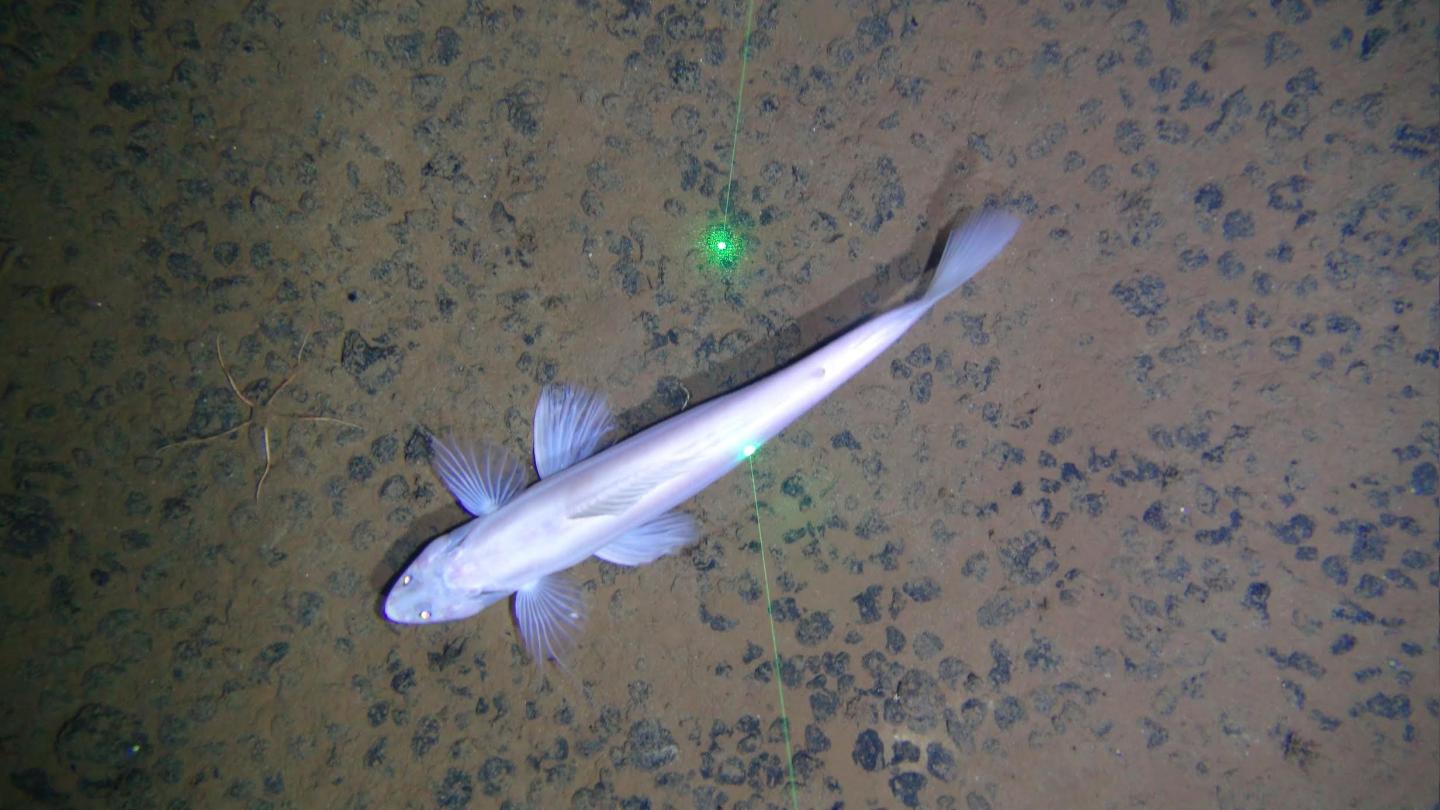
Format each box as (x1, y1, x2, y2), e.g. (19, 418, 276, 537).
(922, 208, 1021, 305)
(594, 511, 698, 566)
(533, 384, 617, 478)
(431, 434, 526, 517)
(513, 574, 585, 670)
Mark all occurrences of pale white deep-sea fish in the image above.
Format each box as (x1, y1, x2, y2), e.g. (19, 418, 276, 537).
(384, 209, 1022, 667)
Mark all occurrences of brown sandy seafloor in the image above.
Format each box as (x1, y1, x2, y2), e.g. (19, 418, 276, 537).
(0, 1, 1435, 808)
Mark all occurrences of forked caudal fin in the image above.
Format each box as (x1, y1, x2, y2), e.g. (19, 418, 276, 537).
(921, 208, 1022, 306)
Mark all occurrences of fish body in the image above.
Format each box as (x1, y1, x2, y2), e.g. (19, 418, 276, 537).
(384, 209, 1021, 666)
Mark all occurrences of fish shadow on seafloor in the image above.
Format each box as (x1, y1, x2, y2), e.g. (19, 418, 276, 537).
(369, 149, 1003, 620)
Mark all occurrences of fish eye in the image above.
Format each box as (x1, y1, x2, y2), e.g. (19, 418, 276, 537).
(419, 609, 431, 621)
(400, 574, 413, 586)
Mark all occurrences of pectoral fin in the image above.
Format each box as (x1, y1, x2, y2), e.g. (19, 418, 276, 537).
(431, 435, 527, 517)
(594, 511, 698, 566)
(533, 384, 616, 477)
(512, 573, 585, 670)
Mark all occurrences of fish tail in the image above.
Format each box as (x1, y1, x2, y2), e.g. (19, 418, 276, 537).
(921, 208, 1021, 307)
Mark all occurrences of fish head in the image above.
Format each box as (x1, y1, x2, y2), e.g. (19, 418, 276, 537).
(384, 526, 506, 624)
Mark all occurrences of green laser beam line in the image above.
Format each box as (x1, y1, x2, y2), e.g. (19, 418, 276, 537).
(724, 1, 795, 805)
(721, 0, 758, 222)
(747, 452, 800, 810)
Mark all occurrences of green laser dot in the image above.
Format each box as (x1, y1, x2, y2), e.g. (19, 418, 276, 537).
(700, 222, 746, 270)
